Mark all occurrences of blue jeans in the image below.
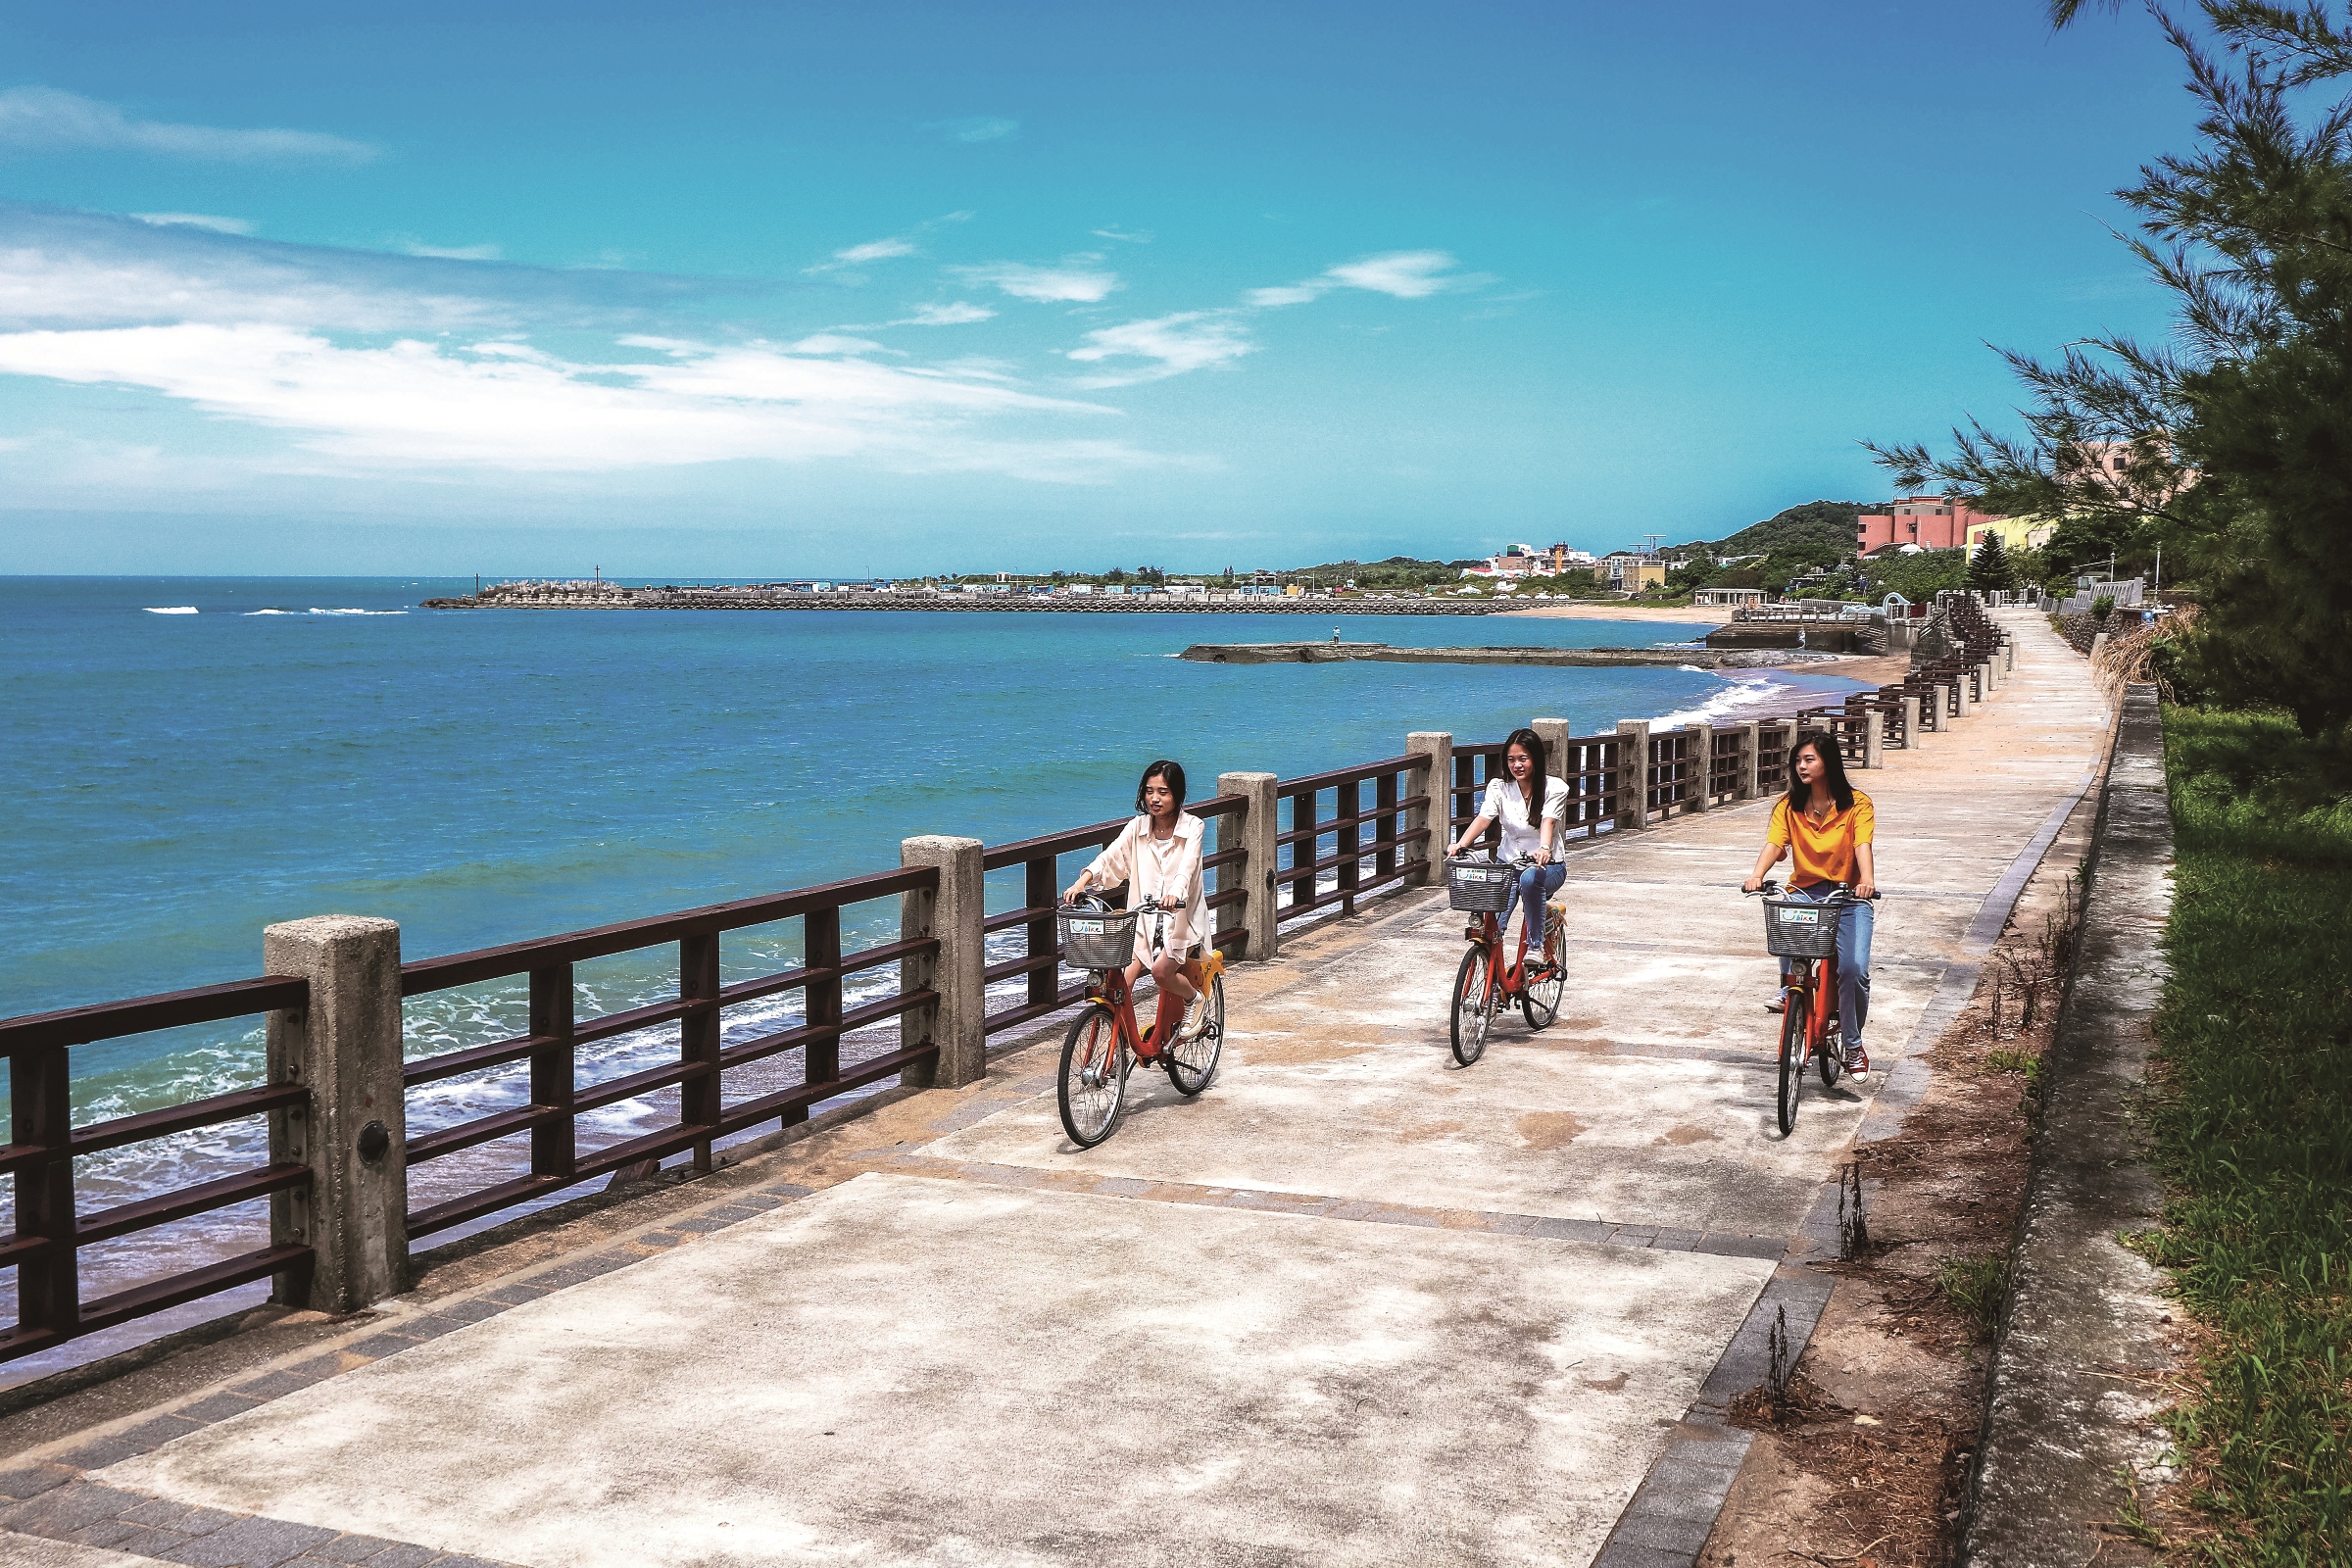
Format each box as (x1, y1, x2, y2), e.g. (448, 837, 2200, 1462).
(1503, 861, 1568, 953)
(1778, 885, 1874, 1047)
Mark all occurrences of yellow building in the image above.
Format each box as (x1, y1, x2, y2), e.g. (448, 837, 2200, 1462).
(1965, 514, 2056, 555)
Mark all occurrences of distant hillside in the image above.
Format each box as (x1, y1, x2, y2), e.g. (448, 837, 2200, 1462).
(1673, 501, 1871, 562)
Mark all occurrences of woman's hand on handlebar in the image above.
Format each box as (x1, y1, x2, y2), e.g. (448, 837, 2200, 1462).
(1061, 874, 1090, 906)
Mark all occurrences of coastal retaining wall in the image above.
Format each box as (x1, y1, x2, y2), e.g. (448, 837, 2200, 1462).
(1961, 683, 2180, 1566)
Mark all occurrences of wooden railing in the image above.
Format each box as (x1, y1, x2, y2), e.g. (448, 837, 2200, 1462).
(1277, 758, 1428, 921)
(396, 869, 940, 1240)
(0, 978, 316, 1363)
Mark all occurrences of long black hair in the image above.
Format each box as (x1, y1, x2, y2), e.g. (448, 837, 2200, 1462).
(1137, 758, 1187, 816)
(1502, 726, 1547, 808)
(1787, 730, 1855, 813)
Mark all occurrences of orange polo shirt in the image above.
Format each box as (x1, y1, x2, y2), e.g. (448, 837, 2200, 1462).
(1768, 791, 1875, 889)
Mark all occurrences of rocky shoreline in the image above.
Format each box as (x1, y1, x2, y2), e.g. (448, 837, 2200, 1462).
(1178, 640, 1849, 670)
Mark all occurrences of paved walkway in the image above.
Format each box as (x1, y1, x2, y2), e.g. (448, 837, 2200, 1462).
(0, 612, 2109, 1568)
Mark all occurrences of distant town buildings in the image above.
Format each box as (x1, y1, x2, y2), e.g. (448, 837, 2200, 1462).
(1462, 542, 1596, 579)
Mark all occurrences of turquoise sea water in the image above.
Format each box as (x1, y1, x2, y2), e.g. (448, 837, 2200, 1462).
(0, 576, 1867, 1375)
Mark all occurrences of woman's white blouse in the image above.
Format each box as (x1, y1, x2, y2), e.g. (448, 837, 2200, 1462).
(1480, 776, 1570, 864)
(1085, 811, 1208, 956)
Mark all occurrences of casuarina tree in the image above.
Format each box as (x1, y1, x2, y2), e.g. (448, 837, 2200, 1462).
(1966, 531, 2017, 592)
(1869, 1, 2352, 735)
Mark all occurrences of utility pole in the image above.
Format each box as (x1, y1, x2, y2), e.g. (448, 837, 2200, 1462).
(2153, 545, 2162, 595)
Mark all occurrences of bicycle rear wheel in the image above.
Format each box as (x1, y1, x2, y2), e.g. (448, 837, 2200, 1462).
(1452, 947, 1495, 1066)
(1058, 1004, 1130, 1149)
(1776, 986, 1807, 1136)
(1165, 975, 1224, 1096)
(1521, 927, 1565, 1030)
(1818, 1014, 1844, 1090)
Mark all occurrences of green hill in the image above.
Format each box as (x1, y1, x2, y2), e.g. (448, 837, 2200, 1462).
(1673, 500, 1870, 563)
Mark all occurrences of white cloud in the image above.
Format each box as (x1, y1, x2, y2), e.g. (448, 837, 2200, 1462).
(928, 117, 1018, 143)
(892, 302, 995, 326)
(0, 321, 1153, 482)
(806, 236, 920, 275)
(1093, 226, 1152, 244)
(953, 261, 1119, 303)
(1323, 250, 1463, 298)
(404, 242, 502, 262)
(788, 333, 891, 356)
(1247, 284, 1320, 309)
(0, 86, 375, 163)
(1242, 250, 1487, 310)
(132, 213, 253, 235)
(1066, 312, 1253, 387)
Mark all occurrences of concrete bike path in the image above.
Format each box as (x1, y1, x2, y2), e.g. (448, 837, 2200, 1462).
(18, 611, 2104, 1568)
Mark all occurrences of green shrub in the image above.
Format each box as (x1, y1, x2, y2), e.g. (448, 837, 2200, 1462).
(2093, 594, 2117, 620)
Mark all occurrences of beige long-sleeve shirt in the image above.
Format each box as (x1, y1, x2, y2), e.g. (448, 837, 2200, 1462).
(1085, 811, 1207, 959)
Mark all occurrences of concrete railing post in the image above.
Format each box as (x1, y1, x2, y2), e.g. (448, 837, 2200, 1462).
(1400, 737, 1451, 890)
(2006, 639, 2015, 674)
(1738, 720, 1761, 800)
(1901, 696, 1921, 748)
(265, 915, 407, 1313)
(899, 836, 985, 1089)
(1687, 723, 1713, 810)
(1614, 720, 1651, 832)
(1953, 673, 1972, 720)
(1981, 658, 1995, 696)
(1864, 708, 1885, 770)
(1216, 771, 1281, 958)
(1530, 716, 1571, 773)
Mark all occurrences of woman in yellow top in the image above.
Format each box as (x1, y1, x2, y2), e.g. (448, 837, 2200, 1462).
(1741, 730, 1878, 1076)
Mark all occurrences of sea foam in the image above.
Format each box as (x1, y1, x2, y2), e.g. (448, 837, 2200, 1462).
(143, 607, 198, 614)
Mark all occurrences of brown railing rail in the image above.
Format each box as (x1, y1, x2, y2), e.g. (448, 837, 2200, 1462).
(0, 978, 316, 1364)
(396, 866, 940, 1240)
(1279, 758, 1428, 921)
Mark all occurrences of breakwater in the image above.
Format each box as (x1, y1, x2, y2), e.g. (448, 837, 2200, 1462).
(421, 585, 1511, 614)
(1181, 640, 1845, 669)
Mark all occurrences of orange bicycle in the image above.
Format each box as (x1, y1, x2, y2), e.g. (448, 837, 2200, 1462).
(1054, 894, 1227, 1148)
(1748, 879, 1864, 1135)
(1446, 854, 1565, 1065)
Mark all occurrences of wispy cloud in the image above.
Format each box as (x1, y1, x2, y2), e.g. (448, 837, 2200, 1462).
(927, 117, 1018, 143)
(891, 302, 995, 325)
(404, 241, 502, 262)
(132, 213, 254, 235)
(1093, 226, 1152, 244)
(0, 86, 375, 163)
(806, 235, 920, 275)
(954, 261, 1119, 304)
(0, 207, 1161, 484)
(1249, 250, 1485, 309)
(1066, 312, 1253, 387)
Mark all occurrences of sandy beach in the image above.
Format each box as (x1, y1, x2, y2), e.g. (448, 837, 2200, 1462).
(1495, 602, 1735, 623)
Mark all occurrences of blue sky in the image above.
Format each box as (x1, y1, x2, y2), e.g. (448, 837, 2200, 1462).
(0, 0, 2188, 575)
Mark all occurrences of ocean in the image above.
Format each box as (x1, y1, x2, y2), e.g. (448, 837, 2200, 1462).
(0, 576, 1868, 1381)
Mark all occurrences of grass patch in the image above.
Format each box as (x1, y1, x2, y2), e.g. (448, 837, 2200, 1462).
(1983, 1046, 2043, 1087)
(1935, 1253, 2010, 1341)
(2148, 705, 2352, 1563)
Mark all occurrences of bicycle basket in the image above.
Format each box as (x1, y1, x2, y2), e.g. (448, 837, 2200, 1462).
(1057, 906, 1140, 968)
(1761, 897, 1842, 959)
(1446, 858, 1515, 912)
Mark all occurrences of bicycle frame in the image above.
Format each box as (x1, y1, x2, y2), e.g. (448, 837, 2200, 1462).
(1468, 906, 1543, 998)
(1782, 944, 1841, 1068)
(1080, 905, 1227, 1065)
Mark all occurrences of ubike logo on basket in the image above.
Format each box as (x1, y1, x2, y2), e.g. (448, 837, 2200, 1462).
(1780, 907, 1822, 926)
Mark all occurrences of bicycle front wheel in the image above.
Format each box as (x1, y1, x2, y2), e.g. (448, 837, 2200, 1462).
(1058, 1004, 1130, 1149)
(1521, 927, 1565, 1031)
(1452, 947, 1495, 1066)
(1776, 987, 1808, 1136)
(1165, 975, 1224, 1096)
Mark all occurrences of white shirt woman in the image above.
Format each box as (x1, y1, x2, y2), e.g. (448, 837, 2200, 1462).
(1062, 760, 1206, 1045)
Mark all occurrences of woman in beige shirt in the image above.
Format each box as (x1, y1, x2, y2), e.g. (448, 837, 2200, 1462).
(1063, 759, 1205, 1045)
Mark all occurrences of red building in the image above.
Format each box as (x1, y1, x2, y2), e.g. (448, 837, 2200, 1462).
(1856, 496, 2006, 553)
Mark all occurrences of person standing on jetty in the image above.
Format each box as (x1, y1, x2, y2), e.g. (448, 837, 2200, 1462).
(1446, 727, 1569, 968)
(1741, 731, 1877, 1077)
(1063, 760, 1206, 1046)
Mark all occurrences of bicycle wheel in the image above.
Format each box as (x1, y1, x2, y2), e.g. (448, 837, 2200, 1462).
(1818, 1013, 1844, 1090)
(1058, 1004, 1130, 1149)
(1165, 975, 1224, 1096)
(1451, 946, 1495, 1066)
(1521, 927, 1565, 1031)
(1776, 987, 1808, 1136)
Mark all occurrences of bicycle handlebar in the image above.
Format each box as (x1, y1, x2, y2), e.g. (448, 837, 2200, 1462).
(1743, 880, 1880, 902)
